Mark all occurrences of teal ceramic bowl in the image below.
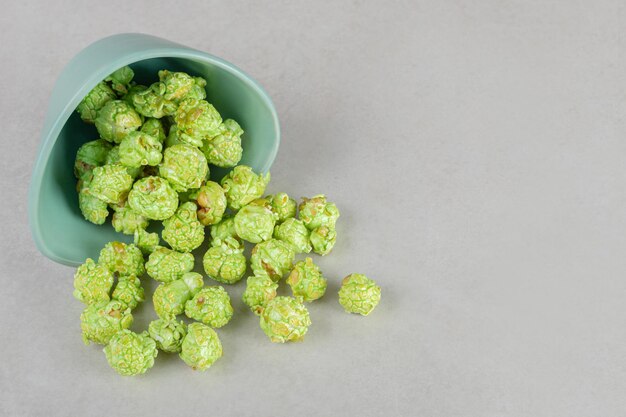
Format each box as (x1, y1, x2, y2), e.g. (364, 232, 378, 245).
(28, 33, 280, 266)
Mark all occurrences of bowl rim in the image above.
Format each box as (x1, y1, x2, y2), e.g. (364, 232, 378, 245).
(28, 33, 281, 266)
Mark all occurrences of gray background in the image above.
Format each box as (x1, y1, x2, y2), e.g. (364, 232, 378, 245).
(2, 1, 626, 416)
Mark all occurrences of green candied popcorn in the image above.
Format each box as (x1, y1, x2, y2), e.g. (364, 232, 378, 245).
(105, 66, 134, 95)
(112, 275, 145, 310)
(234, 204, 277, 243)
(200, 119, 243, 168)
(159, 144, 209, 192)
(95, 100, 142, 144)
(122, 84, 147, 106)
(259, 296, 311, 343)
(89, 164, 133, 205)
(164, 125, 185, 148)
(73, 258, 114, 305)
(146, 246, 194, 283)
(105, 146, 142, 178)
(104, 330, 157, 376)
(128, 176, 179, 220)
(286, 257, 327, 302)
(132, 84, 177, 118)
(186, 76, 207, 100)
(267, 192, 297, 222)
(153, 272, 204, 319)
(118, 131, 163, 168)
(157, 70, 197, 102)
(202, 238, 246, 284)
(111, 205, 149, 235)
(185, 286, 234, 328)
(134, 228, 160, 255)
(338, 273, 381, 316)
(299, 195, 340, 230)
(195, 181, 227, 226)
(98, 241, 145, 277)
(220, 165, 270, 210)
(273, 218, 311, 254)
(179, 322, 222, 371)
(250, 239, 295, 282)
(175, 98, 222, 147)
(242, 275, 278, 315)
(76, 81, 116, 123)
(140, 118, 167, 143)
(80, 299, 133, 345)
(148, 318, 187, 353)
(78, 179, 109, 225)
(162, 202, 205, 253)
(310, 226, 337, 256)
(210, 215, 240, 244)
(74, 139, 111, 180)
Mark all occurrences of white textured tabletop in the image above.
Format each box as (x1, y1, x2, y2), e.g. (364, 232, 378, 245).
(2, 1, 626, 416)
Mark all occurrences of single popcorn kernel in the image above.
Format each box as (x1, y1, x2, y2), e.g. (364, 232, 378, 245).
(103, 330, 157, 376)
(112, 275, 145, 310)
(140, 118, 167, 143)
(274, 218, 312, 254)
(310, 225, 337, 256)
(89, 164, 133, 205)
(118, 131, 163, 168)
(104, 66, 134, 95)
(148, 318, 187, 353)
(159, 144, 209, 192)
(105, 146, 142, 178)
(179, 322, 222, 371)
(111, 204, 149, 235)
(78, 178, 109, 225)
(80, 299, 133, 345)
(74, 139, 111, 180)
(234, 203, 277, 243)
(73, 258, 114, 305)
(250, 239, 295, 282)
(153, 272, 204, 319)
(338, 273, 381, 316)
(286, 257, 327, 302)
(98, 241, 145, 277)
(259, 296, 311, 343)
(128, 176, 179, 220)
(174, 98, 222, 146)
(200, 119, 243, 168)
(242, 275, 278, 315)
(162, 202, 205, 253)
(202, 237, 246, 284)
(195, 181, 227, 226)
(76, 81, 116, 123)
(184, 286, 234, 328)
(132, 84, 178, 118)
(95, 100, 142, 144)
(157, 70, 197, 102)
(267, 193, 297, 222)
(134, 228, 160, 254)
(221, 165, 270, 210)
(299, 195, 340, 230)
(146, 246, 195, 283)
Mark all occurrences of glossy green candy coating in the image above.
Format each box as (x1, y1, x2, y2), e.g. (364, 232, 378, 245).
(159, 144, 209, 192)
(179, 323, 222, 371)
(140, 118, 167, 143)
(112, 275, 145, 310)
(119, 131, 163, 168)
(132, 84, 177, 118)
(286, 257, 327, 302)
(187, 76, 207, 100)
(202, 238, 246, 284)
(268, 193, 297, 222)
(146, 246, 194, 283)
(242, 275, 278, 315)
(122, 84, 147, 106)
(80, 299, 133, 345)
(105, 146, 142, 178)
(111, 205, 149, 235)
(259, 296, 311, 343)
(309, 226, 337, 256)
(338, 273, 381, 316)
(210, 215, 239, 244)
(153, 272, 204, 319)
(148, 318, 187, 353)
(73, 258, 114, 305)
(158, 70, 197, 102)
(195, 181, 227, 226)
(76, 81, 116, 123)
(162, 202, 205, 253)
(174, 98, 222, 146)
(185, 286, 234, 328)
(128, 176, 179, 220)
(74, 139, 111, 180)
(95, 100, 142, 144)
(298, 195, 340, 230)
(134, 229, 160, 255)
(89, 164, 133, 205)
(98, 241, 145, 277)
(78, 179, 109, 225)
(234, 204, 277, 243)
(274, 218, 311, 254)
(220, 165, 270, 210)
(105, 66, 134, 95)
(164, 125, 185, 148)
(250, 239, 295, 282)
(201, 119, 243, 168)
(103, 330, 157, 376)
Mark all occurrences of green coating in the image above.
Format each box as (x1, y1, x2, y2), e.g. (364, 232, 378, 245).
(209, 215, 239, 244)
(175, 98, 222, 146)
(286, 257, 327, 302)
(195, 181, 227, 226)
(179, 322, 222, 371)
(76, 82, 116, 123)
(73, 258, 114, 305)
(268, 192, 297, 222)
(122, 84, 147, 106)
(159, 144, 209, 192)
(74, 139, 111, 180)
(140, 118, 167, 143)
(153, 272, 204, 319)
(161, 201, 205, 253)
(132, 84, 177, 118)
(185, 286, 234, 328)
(259, 296, 311, 343)
(98, 241, 145, 277)
(119, 131, 163, 167)
(250, 238, 295, 282)
(187, 76, 208, 100)
(164, 125, 185, 148)
(273, 218, 311, 254)
(133, 228, 160, 254)
(242, 275, 278, 315)
(78, 181, 109, 225)
(338, 273, 381, 316)
(105, 66, 135, 95)
(105, 146, 142, 178)
(234, 204, 277, 243)
(200, 119, 243, 168)
(220, 165, 270, 210)
(95, 100, 142, 144)
(112, 274, 145, 310)
(89, 164, 133, 204)
(148, 318, 187, 353)
(127, 176, 179, 220)
(298, 195, 340, 230)
(80, 299, 133, 345)
(111, 205, 149, 235)
(309, 226, 337, 256)
(103, 330, 157, 376)
(158, 70, 197, 102)
(202, 238, 246, 284)
(146, 246, 194, 283)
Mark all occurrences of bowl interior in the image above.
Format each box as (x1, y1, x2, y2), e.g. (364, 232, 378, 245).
(37, 56, 278, 265)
